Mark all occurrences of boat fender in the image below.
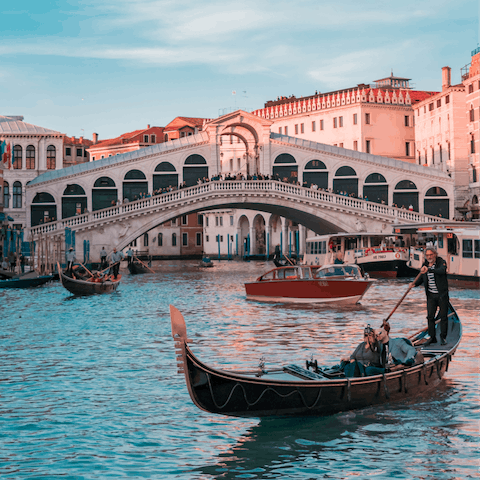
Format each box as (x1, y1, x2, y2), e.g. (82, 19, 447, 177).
(436, 359, 442, 379)
(395, 253, 400, 259)
(446, 354, 451, 372)
(383, 374, 390, 399)
(402, 371, 408, 394)
(346, 379, 351, 402)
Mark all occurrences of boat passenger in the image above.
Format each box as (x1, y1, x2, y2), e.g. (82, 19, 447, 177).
(340, 325, 384, 377)
(334, 251, 344, 264)
(375, 326, 423, 368)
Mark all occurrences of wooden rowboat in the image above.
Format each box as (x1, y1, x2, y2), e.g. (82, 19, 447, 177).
(0, 272, 56, 288)
(58, 267, 121, 295)
(170, 304, 461, 418)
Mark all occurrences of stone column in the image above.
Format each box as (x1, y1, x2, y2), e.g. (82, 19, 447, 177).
(282, 218, 289, 255)
(249, 225, 256, 255)
(299, 224, 306, 256)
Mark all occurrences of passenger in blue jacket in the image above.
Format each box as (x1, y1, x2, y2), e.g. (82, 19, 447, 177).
(411, 247, 449, 346)
(375, 326, 422, 368)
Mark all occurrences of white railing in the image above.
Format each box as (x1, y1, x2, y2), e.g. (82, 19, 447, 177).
(28, 180, 444, 237)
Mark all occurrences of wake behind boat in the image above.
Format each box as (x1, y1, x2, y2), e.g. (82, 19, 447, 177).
(245, 264, 374, 304)
(58, 263, 121, 295)
(170, 304, 462, 418)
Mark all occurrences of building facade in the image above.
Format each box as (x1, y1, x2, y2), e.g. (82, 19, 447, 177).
(63, 136, 93, 167)
(252, 75, 437, 163)
(1, 115, 65, 229)
(87, 126, 165, 160)
(414, 48, 480, 219)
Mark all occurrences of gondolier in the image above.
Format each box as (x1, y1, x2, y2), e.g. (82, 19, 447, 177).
(109, 248, 124, 279)
(66, 248, 76, 275)
(100, 247, 108, 269)
(126, 247, 133, 265)
(411, 247, 449, 346)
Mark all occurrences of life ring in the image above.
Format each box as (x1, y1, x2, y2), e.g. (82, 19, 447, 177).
(395, 253, 400, 259)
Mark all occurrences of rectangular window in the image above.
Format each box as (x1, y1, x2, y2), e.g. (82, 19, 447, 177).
(437, 99, 441, 108)
(405, 142, 410, 156)
(66, 147, 71, 156)
(196, 233, 202, 246)
(365, 113, 370, 124)
(366, 140, 371, 154)
(230, 215, 234, 226)
(182, 233, 188, 246)
(470, 109, 475, 122)
(339, 116, 343, 127)
(353, 140, 358, 151)
(469, 84, 474, 94)
(312, 121, 316, 132)
(429, 103, 434, 111)
(158, 233, 163, 246)
(215, 216, 219, 227)
(219, 216, 223, 227)
(320, 119, 324, 130)
(301, 123, 304, 134)
(471, 135, 475, 154)
(151, 134, 156, 143)
(182, 215, 188, 225)
(333, 117, 337, 128)
(144, 135, 149, 142)
(206, 235, 209, 242)
(462, 239, 473, 258)
(353, 113, 358, 125)
(76, 148, 82, 157)
(279, 127, 282, 134)
(172, 233, 177, 246)
(404, 116, 409, 127)
(197, 214, 203, 226)
(143, 233, 149, 247)
(475, 240, 480, 259)
(295, 124, 298, 134)
(339, 143, 343, 148)
(284, 126, 288, 135)
(445, 95, 450, 104)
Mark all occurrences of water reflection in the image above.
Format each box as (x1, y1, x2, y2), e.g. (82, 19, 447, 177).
(192, 381, 478, 480)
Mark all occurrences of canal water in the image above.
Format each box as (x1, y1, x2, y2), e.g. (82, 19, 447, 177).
(1, 261, 478, 479)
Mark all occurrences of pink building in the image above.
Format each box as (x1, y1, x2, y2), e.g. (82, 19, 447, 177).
(252, 75, 437, 162)
(414, 48, 480, 219)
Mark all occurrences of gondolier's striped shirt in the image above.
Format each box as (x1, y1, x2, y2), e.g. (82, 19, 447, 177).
(427, 266, 438, 294)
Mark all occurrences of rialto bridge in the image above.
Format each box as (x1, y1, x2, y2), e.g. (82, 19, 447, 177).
(25, 110, 453, 259)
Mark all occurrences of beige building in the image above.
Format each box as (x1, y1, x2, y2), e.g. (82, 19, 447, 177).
(252, 75, 437, 163)
(414, 48, 480, 219)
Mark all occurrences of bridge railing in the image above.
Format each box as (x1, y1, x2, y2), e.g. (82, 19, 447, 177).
(28, 180, 444, 237)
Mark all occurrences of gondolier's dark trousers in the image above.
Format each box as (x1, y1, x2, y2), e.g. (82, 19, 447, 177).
(111, 263, 120, 278)
(100, 256, 107, 269)
(426, 293, 449, 341)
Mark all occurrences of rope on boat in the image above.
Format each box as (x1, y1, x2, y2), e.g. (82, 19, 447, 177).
(205, 373, 324, 410)
(382, 374, 390, 399)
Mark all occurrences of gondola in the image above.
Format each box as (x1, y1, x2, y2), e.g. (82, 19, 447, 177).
(273, 252, 296, 268)
(170, 304, 461, 418)
(58, 264, 121, 295)
(0, 271, 56, 288)
(127, 260, 150, 275)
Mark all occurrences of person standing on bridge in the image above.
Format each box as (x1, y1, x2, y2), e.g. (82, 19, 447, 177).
(109, 248, 124, 279)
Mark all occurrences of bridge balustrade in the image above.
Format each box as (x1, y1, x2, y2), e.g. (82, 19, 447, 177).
(28, 180, 443, 238)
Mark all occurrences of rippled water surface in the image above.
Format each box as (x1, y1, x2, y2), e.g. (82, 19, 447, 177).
(1, 260, 479, 479)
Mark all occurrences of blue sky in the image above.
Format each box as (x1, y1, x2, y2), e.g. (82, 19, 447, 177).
(1, 0, 478, 141)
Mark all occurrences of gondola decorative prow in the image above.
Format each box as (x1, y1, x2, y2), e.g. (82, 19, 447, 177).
(170, 305, 192, 374)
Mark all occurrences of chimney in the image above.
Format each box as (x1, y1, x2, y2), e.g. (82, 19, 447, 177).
(79, 136, 83, 142)
(93, 132, 98, 144)
(442, 67, 451, 91)
(147, 124, 150, 129)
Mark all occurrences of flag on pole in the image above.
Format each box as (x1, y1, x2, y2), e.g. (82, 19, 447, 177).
(1, 140, 12, 169)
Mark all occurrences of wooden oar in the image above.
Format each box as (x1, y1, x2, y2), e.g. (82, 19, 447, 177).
(283, 254, 295, 266)
(133, 255, 155, 273)
(99, 261, 120, 274)
(79, 262, 94, 277)
(382, 271, 422, 326)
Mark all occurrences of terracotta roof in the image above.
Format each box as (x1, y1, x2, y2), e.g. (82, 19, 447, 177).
(91, 126, 164, 148)
(63, 136, 93, 146)
(164, 116, 206, 132)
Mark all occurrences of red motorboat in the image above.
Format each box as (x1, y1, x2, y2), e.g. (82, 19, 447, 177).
(245, 264, 375, 304)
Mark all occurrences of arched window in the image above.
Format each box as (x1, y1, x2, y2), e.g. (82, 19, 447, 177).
(303, 159, 327, 188)
(425, 187, 448, 196)
(395, 180, 417, 190)
(183, 155, 208, 187)
(424, 187, 449, 218)
(124, 170, 147, 180)
(154, 162, 178, 191)
(93, 177, 117, 211)
(13, 181, 22, 208)
(393, 180, 418, 211)
(62, 184, 87, 219)
(333, 166, 358, 196)
(3, 181, 9, 208)
(273, 154, 297, 182)
(470, 106, 475, 122)
(123, 170, 148, 201)
(47, 145, 56, 170)
(13, 145, 22, 170)
(26, 145, 35, 170)
(164, 133, 169, 142)
(31, 192, 57, 226)
(363, 173, 388, 204)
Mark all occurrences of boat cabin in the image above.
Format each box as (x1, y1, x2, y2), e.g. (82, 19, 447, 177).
(257, 264, 364, 282)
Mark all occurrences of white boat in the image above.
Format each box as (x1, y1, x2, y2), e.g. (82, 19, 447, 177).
(304, 232, 415, 278)
(393, 223, 480, 288)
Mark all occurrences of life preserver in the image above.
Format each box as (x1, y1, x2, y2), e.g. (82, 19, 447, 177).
(395, 253, 400, 259)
